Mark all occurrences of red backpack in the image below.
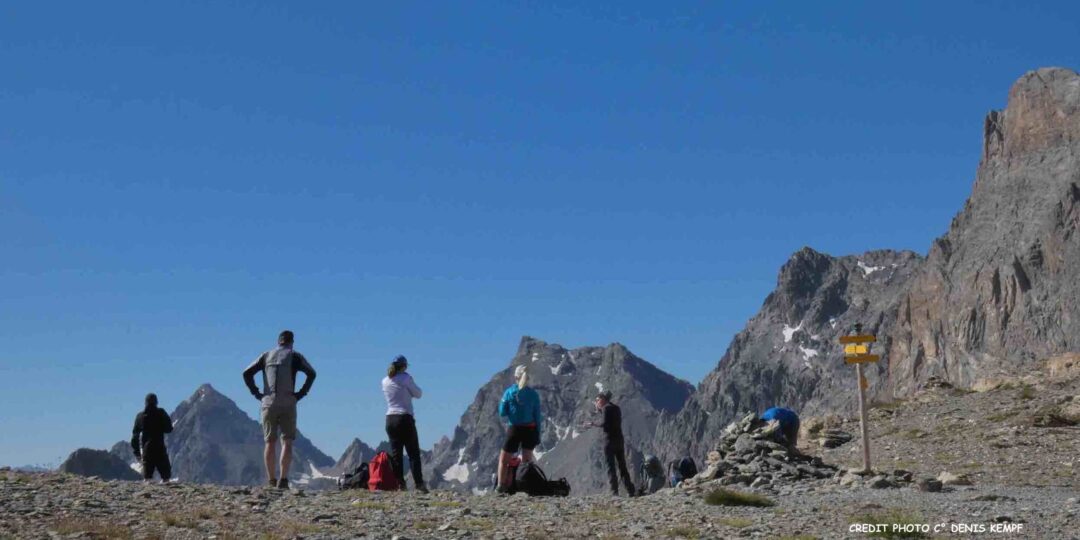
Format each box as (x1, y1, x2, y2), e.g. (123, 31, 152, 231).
(367, 451, 400, 491)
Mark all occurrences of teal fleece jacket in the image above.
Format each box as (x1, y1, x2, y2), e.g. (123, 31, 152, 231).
(498, 384, 542, 431)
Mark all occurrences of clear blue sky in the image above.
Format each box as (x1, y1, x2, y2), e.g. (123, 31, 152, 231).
(2, 1, 1077, 467)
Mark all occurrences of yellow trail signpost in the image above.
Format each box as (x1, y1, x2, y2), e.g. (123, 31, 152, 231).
(841, 324, 878, 474)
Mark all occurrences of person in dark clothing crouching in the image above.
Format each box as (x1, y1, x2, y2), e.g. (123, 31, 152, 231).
(582, 390, 636, 496)
(382, 355, 428, 493)
(131, 393, 174, 483)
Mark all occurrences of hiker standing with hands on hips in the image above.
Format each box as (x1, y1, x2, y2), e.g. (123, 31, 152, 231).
(497, 365, 543, 494)
(243, 330, 316, 489)
(382, 355, 428, 493)
(582, 390, 636, 496)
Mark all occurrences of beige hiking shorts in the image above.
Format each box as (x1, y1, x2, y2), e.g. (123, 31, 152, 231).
(261, 406, 297, 442)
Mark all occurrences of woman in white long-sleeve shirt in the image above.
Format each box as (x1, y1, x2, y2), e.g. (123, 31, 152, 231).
(382, 355, 427, 492)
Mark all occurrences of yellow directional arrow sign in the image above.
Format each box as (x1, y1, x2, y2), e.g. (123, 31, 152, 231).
(844, 344, 871, 355)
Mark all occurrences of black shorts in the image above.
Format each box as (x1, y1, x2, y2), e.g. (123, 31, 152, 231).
(502, 425, 540, 453)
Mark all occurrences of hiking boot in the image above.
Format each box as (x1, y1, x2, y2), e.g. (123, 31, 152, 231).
(495, 485, 511, 496)
(277, 478, 289, 490)
(267, 478, 278, 488)
(416, 483, 429, 494)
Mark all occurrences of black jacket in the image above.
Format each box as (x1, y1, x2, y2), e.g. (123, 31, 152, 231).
(132, 407, 173, 453)
(600, 403, 625, 447)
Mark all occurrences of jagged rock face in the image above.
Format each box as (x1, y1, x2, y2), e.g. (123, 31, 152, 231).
(59, 448, 141, 481)
(657, 67, 1080, 464)
(109, 440, 136, 464)
(329, 438, 378, 476)
(107, 384, 334, 486)
(888, 67, 1080, 393)
(429, 337, 693, 494)
(656, 249, 922, 462)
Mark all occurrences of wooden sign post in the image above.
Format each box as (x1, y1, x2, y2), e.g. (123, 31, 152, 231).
(839, 323, 878, 474)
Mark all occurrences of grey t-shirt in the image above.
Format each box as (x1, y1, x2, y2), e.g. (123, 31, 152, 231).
(243, 347, 316, 409)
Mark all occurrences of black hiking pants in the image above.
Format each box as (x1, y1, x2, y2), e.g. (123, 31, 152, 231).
(603, 441, 635, 496)
(385, 414, 424, 488)
(141, 443, 171, 481)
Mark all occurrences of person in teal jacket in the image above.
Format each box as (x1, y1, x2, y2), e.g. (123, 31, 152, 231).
(496, 364, 542, 493)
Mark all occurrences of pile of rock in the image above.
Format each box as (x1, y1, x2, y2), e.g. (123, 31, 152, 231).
(680, 413, 839, 491)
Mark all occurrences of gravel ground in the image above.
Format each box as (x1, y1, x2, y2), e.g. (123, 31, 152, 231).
(1, 470, 1076, 539)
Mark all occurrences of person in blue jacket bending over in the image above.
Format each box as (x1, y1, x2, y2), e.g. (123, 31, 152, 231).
(761, 407, 800, 449)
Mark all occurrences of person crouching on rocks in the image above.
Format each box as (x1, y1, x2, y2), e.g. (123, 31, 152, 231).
(382, 355, 428, 493)
(761, 406, 800, 450)
(131, 393, 174, 483)
(496, 365, 542, 494)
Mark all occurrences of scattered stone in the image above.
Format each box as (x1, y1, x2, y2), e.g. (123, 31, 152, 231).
(969, 494, 1012, 502)
(868, 476, 896, 489)
(938, 472, 973, 486)
(924, 376, 953, 390)
(1032, 405, 1079, 427)
(819, 429, 854, 448)
(917, 479, 943, 493)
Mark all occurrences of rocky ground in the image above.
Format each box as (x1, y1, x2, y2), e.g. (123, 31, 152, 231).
(3, 369, 1077, 539)
(811, 365, 1080, 490)
(1, 469, 1075, 540)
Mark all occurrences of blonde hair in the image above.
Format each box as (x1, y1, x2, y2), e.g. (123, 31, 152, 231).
(387, 355, 408, 378)
(514, 365, 528, 388)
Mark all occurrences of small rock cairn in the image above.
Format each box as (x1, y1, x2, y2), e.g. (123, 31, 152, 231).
(680, 412, 838, 491)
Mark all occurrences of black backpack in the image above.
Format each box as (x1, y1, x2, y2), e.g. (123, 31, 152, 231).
(337, 463, 369, 490)
(514, 462, 570, 497)
(638, 454, 666, 495)
(678, 457, 698, 480)
(669, 456, 698, 487)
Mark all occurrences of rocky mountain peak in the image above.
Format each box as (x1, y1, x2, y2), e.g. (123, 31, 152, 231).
(429, 337, 693, 494)
(59, 448, 141, 481)
(888, 67, 1080, 394)
(94, 384, 334, 486)
(655, 247, 923, 462)
(986, 67, 1080, 162)
(657, 68, 1080, 463)
(329, 438, 379, 476)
